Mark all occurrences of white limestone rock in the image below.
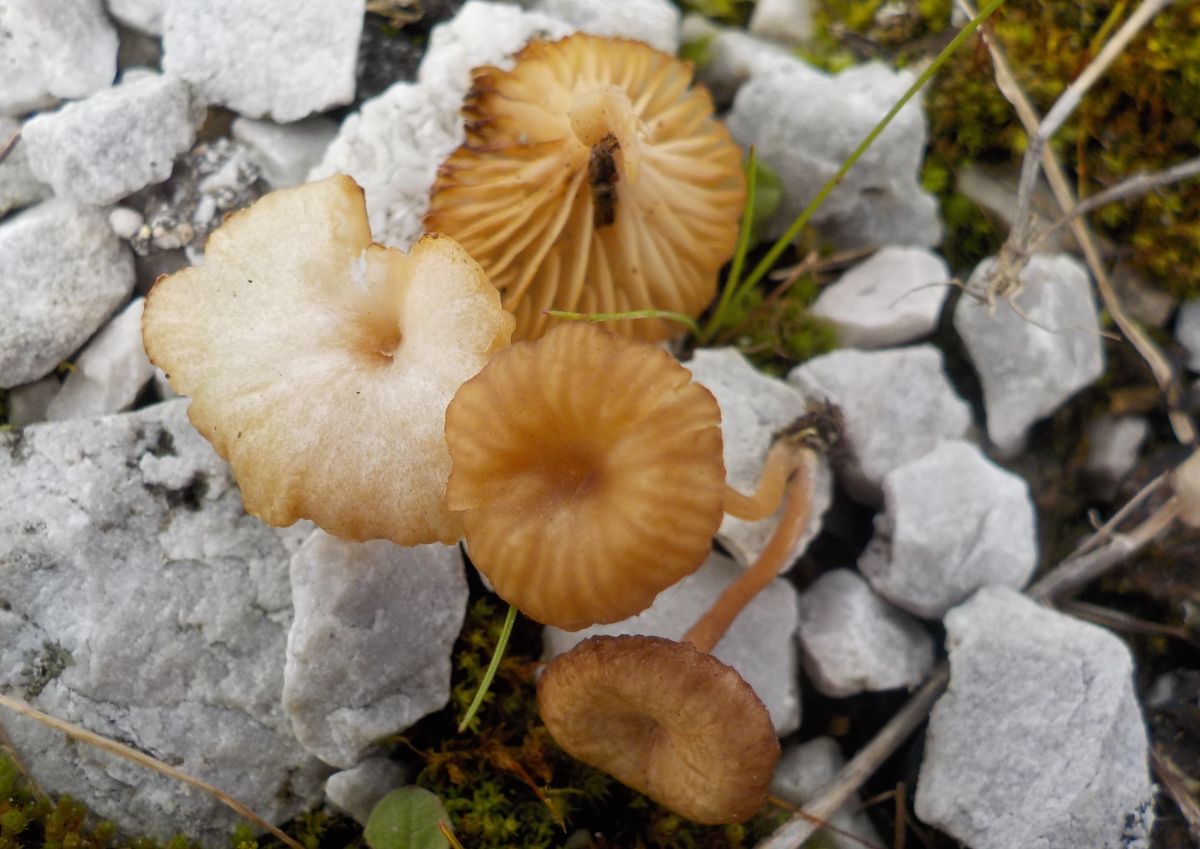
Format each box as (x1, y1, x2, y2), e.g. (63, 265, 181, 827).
(418, 1, 572, 112)
(0, 401, 327, 847)
(1176, 299, 1200, 372)
(232, 116, 340, 189)
(312, 1, 571, 248)
(858, 441, 1037, 619)
(771, 737, 884, 849)
(0, 0, 118, 117)
(680, 16, 799, 106)
(46, 297, 154, 421)
(788, 346, 973, 503)
(916, 586, 1154, 849)
(810, 246, 951, 348)
(543, 552, 801, 734)
(1084, 414, 1150, 496)
(728, 61, 941, 249)
(0, 200, 135, 388)
(0, 119, 50, 218)
(4, 376, 59, 427)
(685, 347, 832, 570)
(163, 0, 364, 122)
(310, 82, 454, 250)
(107, 0, 165, 35)
(749, 0, 814, 45)
(325, 759, 409, 826)
(284, 532, 469, 768)
(955, 254, 1105, 456)
(534, 0, 680, 53)
(797, 569, 934, 696)
(23, 72, 203, 207)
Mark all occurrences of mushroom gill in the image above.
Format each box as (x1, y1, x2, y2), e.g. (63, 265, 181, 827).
(142, 175, 514, 545)
(425, 33, 745, 343)
(537, 635, 780, 824)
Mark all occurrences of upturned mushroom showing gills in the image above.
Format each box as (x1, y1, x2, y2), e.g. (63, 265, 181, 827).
(537, 635, 780, 825)
(444, 321, 726, 630)
(142, 175, 514, 545)
(425, 33, 745, 343)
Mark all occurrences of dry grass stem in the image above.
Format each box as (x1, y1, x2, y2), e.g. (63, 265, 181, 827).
(1150, 746, 1200, 844)
(960, 0, 1196, 445)
(0, 692, 306, 849)
(1004, 0, 1171, 254)
(756, 665, 951, 849)
(1031, 155, 1200, 249)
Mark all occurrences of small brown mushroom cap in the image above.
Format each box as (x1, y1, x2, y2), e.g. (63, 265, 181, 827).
(537, 635, 780, 824)
(426, 33, 745, 343)
(143, 175, 514, 545)
(444, 322, 725, 630)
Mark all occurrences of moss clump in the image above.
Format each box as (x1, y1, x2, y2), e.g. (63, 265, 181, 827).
(708, 273, 841, 375)
(924, 0, 1200, 297)
(398, 598, 789, 849)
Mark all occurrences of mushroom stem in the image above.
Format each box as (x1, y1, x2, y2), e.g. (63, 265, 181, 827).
(569, 85, 641, 181)
(722, 440, 798, 522)
(684, 447, 817, 654)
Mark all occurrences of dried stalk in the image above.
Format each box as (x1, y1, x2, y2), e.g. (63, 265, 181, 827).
(1031, 155, 1200, 249)
(0, 692, 306, 849)
(963, 0, 1196, 445)
(1150, 746, 1200, 844)
(1002, 0, 1171, 257)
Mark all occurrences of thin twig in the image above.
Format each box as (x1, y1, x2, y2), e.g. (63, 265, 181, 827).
(1031, 155, 1200, 249)
(0, 716, 49, 801)
(1075, 472, 1169, 556)
(1060, 599, 1199, 646)
(1027, 497, 1180, 601)
(1004, 0, 1171, 254)
(756, 666, 951, 849)
(0, 130, 18, 167)
(963, 0, 1196, 446)
(1150, 746, 1200, 844)
(0, 692, 306, 849)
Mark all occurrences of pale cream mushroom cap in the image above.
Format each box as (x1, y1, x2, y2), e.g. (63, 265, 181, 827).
(537, 635, 780, 824)
(426, 33, 745, 343)
(444, 322, 725, 630)
(143, 175, 514, 544)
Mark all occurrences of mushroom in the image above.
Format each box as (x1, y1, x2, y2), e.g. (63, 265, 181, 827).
(536, 634, 779, 825)
(425, 33, 745, 343)
(537, 441, 824, 823)
(443, 321, 726, 630)
(142, 174, 515, 545)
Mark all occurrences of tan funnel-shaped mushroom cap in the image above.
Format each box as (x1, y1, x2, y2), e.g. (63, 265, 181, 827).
(426, 33, 745, 343)
(538, 635, 780, 824)
(143, 175, 514, 545)
(444, 322, 725, 630)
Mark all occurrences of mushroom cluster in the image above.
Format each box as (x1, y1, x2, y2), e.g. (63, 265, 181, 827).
(426, 33, 745, 343)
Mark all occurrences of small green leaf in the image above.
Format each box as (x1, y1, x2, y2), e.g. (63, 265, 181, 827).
(365, 788, 452, 849)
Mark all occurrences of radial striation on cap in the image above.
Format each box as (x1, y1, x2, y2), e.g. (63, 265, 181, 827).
(445, 322, 725, 630)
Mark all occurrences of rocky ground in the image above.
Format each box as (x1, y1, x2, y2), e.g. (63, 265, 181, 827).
(1, 1, 1198, 849)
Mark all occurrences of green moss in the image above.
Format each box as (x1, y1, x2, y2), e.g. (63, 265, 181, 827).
(394, 598, 790, 849)
(672, 0, 757, 27)
(924, 0, 1200, 296)
(709, 273, 841, 374)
